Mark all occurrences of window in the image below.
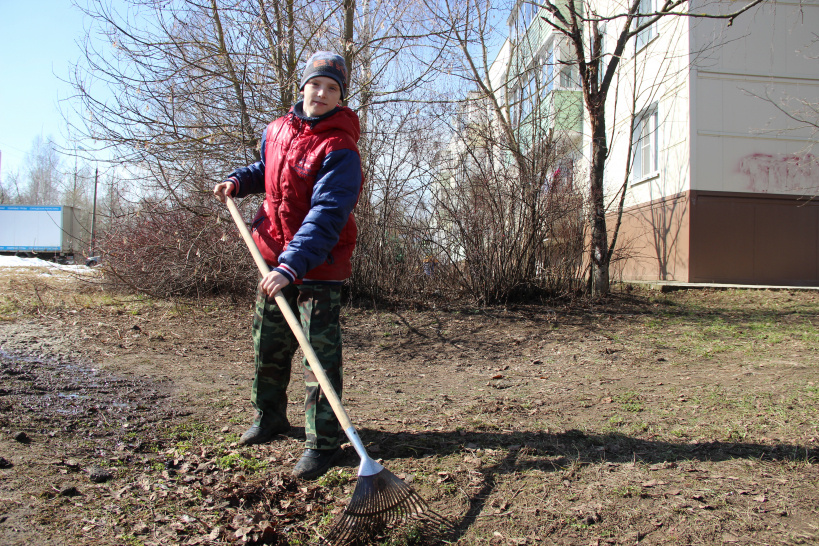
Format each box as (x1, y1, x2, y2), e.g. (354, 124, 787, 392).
(635, 0, 656, 50)
(516, 1, 535, 37)
(519, 85, 530, 121)
(559, 63, 579, 89)
(551, 159, 575, 192)
(632, 105, 658, 180)
(515, 74, 537, 124)
(541, 47, 555, 97)
(558, 44, 580, 89)
(530, 75, 537, 110)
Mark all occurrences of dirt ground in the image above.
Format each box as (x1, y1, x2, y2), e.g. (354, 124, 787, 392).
(0, 266, 817, 546)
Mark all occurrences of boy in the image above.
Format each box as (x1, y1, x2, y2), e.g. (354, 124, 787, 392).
(214, 51, 363, 480)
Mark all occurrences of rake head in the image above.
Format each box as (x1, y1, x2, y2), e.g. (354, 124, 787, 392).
(323, 467, 451, 545)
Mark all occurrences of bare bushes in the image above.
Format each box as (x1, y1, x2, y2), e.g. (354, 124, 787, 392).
(351, 201, 448, 304)
(96, 198, 259, 299)
(427, 111, 586, 303)
(348, 101, 587, 305)
(349, 106, 447, 303)
(90, 108, 585, 304)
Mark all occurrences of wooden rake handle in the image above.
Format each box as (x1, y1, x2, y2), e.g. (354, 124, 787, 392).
(224, 196, 354, 432)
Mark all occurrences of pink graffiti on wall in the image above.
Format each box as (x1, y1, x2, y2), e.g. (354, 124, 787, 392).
(738, 152, 819, 193)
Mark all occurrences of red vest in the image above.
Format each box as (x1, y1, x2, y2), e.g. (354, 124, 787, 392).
(251, 107, 362, 281)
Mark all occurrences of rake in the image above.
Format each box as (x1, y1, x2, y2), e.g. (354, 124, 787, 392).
(225, 196, 449, 545)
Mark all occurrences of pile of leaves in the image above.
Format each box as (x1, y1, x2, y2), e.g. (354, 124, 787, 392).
(99, 448, 341, 545)
(1, 350, 345, 545)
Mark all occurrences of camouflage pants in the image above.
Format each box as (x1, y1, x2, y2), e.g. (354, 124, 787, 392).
(251, 283, 343, 450)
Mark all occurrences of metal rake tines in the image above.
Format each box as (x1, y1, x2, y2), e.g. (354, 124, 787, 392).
(324, 468, 450, 546)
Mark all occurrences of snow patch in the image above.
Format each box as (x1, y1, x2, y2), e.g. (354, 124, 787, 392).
(0, 255, 94, 273)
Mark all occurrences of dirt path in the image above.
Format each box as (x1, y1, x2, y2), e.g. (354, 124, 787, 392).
(0, 268, 817, 545)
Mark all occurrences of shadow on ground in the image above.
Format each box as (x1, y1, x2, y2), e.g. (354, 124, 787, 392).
(338, 427, 817, 542)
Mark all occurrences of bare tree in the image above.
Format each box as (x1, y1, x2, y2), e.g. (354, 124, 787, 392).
(64, 0, 303, 293)
(66, 0, 318, 208)
(18, 135, 65, 205)
(67, 0, 450, 193)
(430, 91, 585, 303)
(329, 0, 469, 301)
(526, 0, 766, 295)
(413, 0, 587, 303)
(65, 0, 455, 299)
(349, 103, 447, 301)
(603, 19, 695, 283)
(0, 171, 22, 204)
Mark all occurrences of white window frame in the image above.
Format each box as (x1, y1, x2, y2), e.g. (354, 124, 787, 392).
(557, 43, 580, 89)
(631, 104, 659, 182)
(519, 83, 530, 121)
(517, 1, 535, 36)
(540, 45, 556, 98)
(531, 76, 538, 109)
(635, 0, 656, 51)
(559, 62, 579, 89)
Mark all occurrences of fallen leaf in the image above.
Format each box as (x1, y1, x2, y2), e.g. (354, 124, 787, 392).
(642, 480, 667, 487)
(113, 487, 129, 499)
(234, 526, 252, 539)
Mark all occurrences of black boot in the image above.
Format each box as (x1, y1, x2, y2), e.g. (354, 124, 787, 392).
(291, 448, 341, 480)
(239, 415, 290, 445)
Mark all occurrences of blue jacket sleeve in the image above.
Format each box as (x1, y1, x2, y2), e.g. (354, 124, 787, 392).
(225, 129, 267, 197)
(276, 148, 361, 280)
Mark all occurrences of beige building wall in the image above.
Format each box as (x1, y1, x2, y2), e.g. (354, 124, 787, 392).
(599, 2, 692, 207)
(691, 0, 819, 196)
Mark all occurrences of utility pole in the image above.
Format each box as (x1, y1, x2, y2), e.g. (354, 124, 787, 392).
(90, 167, 98, 257)
(72, 154, 78, 207)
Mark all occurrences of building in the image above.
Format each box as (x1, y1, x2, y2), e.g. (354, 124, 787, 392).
(602, 0, 819, 285)
(486, 0, 819, 286)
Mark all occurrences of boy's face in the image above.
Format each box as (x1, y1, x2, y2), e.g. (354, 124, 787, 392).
(302, 76, 342, 117)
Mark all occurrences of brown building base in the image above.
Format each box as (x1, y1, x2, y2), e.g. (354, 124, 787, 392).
(609, 190, 819, 286)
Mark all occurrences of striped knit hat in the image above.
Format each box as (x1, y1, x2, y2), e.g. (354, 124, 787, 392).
(300, 51, 348, 100)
